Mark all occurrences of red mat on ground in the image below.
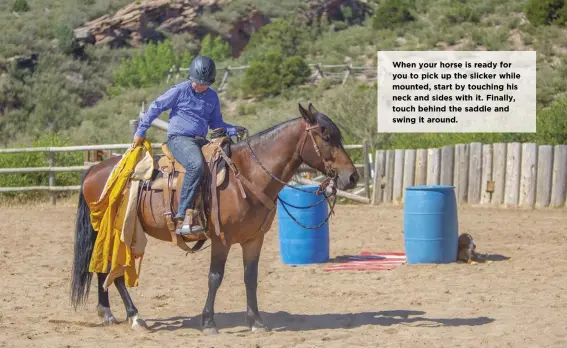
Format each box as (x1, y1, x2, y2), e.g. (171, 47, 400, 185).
(323, 251, 406, 271)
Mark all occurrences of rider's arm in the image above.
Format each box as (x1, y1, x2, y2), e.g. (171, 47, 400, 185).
(208, 98, 237, 136)
(135, 85, 181, 138)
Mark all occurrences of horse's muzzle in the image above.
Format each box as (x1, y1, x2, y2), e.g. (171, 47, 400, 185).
(338, 170, 359, 190)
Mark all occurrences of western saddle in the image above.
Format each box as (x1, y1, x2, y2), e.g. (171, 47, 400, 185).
(147, 134, 276, 253)
(148, 135, 232, 252)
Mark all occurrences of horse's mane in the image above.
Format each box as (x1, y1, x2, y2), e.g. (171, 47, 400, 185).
(232, 112, 343, 149)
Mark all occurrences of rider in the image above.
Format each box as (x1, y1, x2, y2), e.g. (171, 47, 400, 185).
(132, 55, 246, 235)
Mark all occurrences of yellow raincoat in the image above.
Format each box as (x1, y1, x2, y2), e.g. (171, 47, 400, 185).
(88, 140, 153, 290)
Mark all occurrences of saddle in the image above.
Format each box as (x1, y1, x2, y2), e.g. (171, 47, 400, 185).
(144, 135, 276, 253)
(149, 136, 232, 251)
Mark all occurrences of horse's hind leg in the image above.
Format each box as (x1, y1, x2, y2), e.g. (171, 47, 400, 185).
(96, 273, 118, 325)
(114, 275, 150, 332)
(201, 237, 231, 336)
(241, 233, 269, 333)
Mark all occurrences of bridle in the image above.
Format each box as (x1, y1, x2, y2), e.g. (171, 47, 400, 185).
(299, 124, 338, 195)
(244, 122, 338, 230)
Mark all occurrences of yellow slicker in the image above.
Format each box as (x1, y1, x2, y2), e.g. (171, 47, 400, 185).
(88, 140, 153, 290)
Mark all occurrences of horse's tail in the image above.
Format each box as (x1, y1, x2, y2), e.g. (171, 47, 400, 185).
(70, 166, 97, 310)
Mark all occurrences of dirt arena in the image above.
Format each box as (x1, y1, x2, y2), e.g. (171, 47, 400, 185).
(0, 201, 566, 347)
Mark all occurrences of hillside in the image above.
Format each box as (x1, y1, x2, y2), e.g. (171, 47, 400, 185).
(1, 0, 567, 152)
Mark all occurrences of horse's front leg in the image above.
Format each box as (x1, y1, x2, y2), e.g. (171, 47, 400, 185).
(241, 233, 269, 333)
(201, 236, 231, 335)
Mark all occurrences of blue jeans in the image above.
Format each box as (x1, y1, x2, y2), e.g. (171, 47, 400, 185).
(167, 135, 208, 219)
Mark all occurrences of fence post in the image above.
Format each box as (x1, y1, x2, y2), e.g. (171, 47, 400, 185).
(372, 150, 385, 205)
(480, 144, 493, 205)
(440, 145, 454, 186)
(550, 145, 567, 207)
(384, 150, 395, 203)
(426, 148, 441, 185)
(312, 63, 324, 83)
(415, 149, 427, 185)
(467, 142, 482, 204)
(402, 149, 416, 201)
(504, 142, 521, 206)
(48, 151, 56, 205)
(519, 143, 538, 207)
(536, 145, 553, 208)
(219, 67, 230, 92)
(454, 144, 469, 203)
(341, 64, 351, 85)
(361, 142, 370, 198)
(167, 65, 175, 83)
(491, 143, 507, 205)
(129, 119, 139, 138)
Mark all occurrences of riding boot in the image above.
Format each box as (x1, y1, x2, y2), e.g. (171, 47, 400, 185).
(175, 209, 204, 235)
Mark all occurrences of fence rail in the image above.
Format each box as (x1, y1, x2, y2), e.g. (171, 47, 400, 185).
(372, 142, 567, 208)
(0, 143, 163, 204)
(166, 63, 377, 91)
(1, 142, 370, 204)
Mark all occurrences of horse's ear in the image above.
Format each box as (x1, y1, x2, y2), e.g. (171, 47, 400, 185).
(298, 103, 315, 124)
(308, 103, 319, 115)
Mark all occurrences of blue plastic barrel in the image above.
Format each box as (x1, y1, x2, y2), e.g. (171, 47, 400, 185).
(403, 185, 458, 264)
(277, 185, 329, 265)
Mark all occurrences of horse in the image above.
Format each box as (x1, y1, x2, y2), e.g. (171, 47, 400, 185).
(69, 103, 359, 335)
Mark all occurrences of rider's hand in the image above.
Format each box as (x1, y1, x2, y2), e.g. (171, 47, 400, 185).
(235, 126, 247, 135)
(132, 135, 144, 148)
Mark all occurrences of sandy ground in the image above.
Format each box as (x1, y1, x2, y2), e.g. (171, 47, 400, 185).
(0, 201, 566, 348)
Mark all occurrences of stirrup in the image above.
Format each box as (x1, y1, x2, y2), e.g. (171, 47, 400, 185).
(175, 211, 204, 235)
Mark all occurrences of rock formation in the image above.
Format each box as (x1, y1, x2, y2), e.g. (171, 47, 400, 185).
(72, 0, 370, 56)
(72, 0, 270, 57)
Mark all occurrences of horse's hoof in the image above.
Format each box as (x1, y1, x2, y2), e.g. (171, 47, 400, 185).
(202, 327, 219, 336)
(97, 306, 118, 325)
(129, 314, 150, 333)
(251, 325, 270, 333)
(103, 316, 118, 325)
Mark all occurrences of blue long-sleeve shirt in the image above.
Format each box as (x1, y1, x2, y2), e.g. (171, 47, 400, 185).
(135, 81, 237, 138)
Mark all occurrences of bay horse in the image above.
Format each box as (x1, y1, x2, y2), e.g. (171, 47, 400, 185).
(70, 103, 359, 335)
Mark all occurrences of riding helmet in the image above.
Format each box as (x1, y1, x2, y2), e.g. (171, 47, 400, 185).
(187, 55, 216, 85)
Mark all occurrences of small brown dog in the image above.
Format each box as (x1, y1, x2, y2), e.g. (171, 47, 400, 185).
(457, 233, 491, 264)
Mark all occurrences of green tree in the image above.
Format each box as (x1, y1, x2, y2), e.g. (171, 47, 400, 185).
(55, 23, 74, 54)
(524, 0, 567, 26)
(112, 40, 192, 89)
(372, 0, 415, 30)
(199, 34, 231, 61)
(241, 51, 311, 98)
(241, 19, 316, 61)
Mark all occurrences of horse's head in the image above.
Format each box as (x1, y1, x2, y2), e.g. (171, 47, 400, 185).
(297, 103, 359, 191)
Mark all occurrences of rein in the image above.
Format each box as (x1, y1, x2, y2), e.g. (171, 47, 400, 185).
(244, 123, 338, 230)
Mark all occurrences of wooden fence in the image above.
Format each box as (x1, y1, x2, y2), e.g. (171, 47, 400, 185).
(166, 63, 377, 91)
(0, 144, 163, 204)
(0, 142, 371, 204)
(371, 142, 567, 208)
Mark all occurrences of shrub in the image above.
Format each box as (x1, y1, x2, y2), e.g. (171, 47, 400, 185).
(241, 19, 318, 61)
(241, 51, 311, 98)
(280, 56, 311, 89)
(12, 0, 30, 12)
(241, 51, 284, 97)
(112, 40, 193, 89)
(55, 23, 74, 54)
(372, 0, 415, 30)
(199, 34, 231, 61)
